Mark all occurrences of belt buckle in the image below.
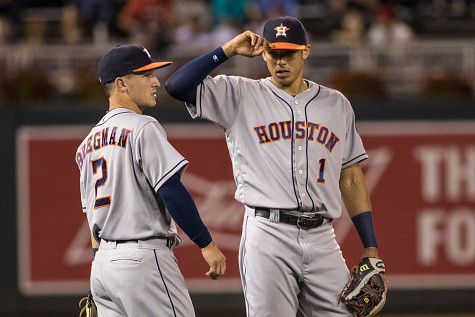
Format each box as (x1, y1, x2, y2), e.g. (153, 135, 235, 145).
(297, 215, 323, 230)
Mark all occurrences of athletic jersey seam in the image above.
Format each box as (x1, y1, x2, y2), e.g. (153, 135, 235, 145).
(342, 153, 367, 167)
(271, 91, 300, 208)
(153, 250, 177, 317)
(153, 158, 187, 191)
(95, 111, 131, 127)
(198, 82, 204, 118)
(304, 86, 321, 212)
(241, 215, 250, 314)
(227, 76, 243, 131)
(134, 119, 157, 139)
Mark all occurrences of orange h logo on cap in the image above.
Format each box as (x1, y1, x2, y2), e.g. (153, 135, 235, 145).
(274, 23, 289, 37)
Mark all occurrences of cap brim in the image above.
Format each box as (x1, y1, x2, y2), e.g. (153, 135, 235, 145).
(269, 43, 306, 50)
(133, 62, 172, 72)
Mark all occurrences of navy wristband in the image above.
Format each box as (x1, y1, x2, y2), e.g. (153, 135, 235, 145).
(93, 248, 98, 257)
(351, 211, 378, 248)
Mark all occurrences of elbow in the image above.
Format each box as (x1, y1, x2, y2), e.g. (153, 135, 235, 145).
(164, 77, 175, 97)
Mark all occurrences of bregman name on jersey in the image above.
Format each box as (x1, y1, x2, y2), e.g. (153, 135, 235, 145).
(253, 120, 340, 153)
(76, 126, 131, 169)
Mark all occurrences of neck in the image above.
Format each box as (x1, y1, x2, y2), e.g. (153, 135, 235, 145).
(109, 95, 142, 114)
(271, 77, 307, 96)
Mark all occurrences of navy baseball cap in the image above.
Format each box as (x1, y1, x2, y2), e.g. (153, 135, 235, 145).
(98, 44, 172, 84)
(263, 16, 307, 50)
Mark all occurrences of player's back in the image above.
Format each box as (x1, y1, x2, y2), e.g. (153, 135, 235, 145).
(75, 108, 181, 242)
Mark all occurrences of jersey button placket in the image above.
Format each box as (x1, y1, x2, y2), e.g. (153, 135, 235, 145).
(294, 103, 307, 209)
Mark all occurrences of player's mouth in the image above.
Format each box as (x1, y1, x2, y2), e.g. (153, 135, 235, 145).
(275, 69, 290, 79)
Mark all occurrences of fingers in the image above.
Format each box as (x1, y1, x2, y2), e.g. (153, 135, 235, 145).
(244, 31, 273, 57)
(201, 241, 226, 280)
(206, 258, 226, 280)
(248, 30, 257, 47)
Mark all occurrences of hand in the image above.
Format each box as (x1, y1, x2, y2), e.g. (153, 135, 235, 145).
(360, 248, 387, 291)
(362, 247, 378, 258)
(222, 31, 273, 58)
(201, 241, 226, 280)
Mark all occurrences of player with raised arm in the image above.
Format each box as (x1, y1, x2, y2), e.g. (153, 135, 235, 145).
(166, 16, 387, 317)
(76, 44, 226, 317)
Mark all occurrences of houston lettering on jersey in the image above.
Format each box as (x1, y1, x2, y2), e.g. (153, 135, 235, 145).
(253, 120, 340, 153)
(76, 126, 131, 169)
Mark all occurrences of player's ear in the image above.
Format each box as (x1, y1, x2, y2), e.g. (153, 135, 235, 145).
(262, 50, 268, 62)
(116, 77, 127, 93)
(302, 44, 310, 60)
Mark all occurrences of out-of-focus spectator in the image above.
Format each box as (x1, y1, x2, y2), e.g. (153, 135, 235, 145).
(257, 0, 300, 19)
(419, 0, 471, 18)
(61, 4, 83, 44)
(174, 13, 213, 48)
(211, 0, 250, 26)
(331, 0, 378, 14)
(367, 4, 414, 49)
(0, 1, 11, 44)
(210, 20, 240, 47)
(331, 8, 366, 46)
(243, 2, 265, 34)
(0, 0, 22, 44)
(118, 0, 173, 52)
(65, 0, 112, 43)
(210, 0, 247, 45)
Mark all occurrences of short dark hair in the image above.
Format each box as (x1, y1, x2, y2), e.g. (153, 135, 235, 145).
(103, 82, 114, 98)
(102, 73, 136, 97)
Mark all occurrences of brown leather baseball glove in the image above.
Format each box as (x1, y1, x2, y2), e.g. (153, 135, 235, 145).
(340, 257, 387, 317)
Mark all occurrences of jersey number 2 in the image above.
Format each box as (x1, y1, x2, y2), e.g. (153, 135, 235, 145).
(92, 157, 111, 209)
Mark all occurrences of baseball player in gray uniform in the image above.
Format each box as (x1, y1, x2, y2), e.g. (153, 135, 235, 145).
(76, 44, 226, 317)
(166, 16, 386, 316)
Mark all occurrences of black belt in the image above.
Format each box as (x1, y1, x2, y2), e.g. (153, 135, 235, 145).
(254, 208, 331, 230)
(110, 236, 174, 248)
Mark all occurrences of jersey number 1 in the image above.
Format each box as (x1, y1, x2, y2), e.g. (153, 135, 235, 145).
(92, 157, 111, 209)
(317, 158, 326, 183)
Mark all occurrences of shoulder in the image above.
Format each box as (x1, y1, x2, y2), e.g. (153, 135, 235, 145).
(206, 74, 260, 86)
(316, 84, 352, 107)
(77, 130, 93, 151)
(316, 84, 347, 100)
(136, 115, 167, 138)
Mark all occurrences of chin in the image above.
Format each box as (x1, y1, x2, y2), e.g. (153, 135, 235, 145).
(274, 77, 292, 87)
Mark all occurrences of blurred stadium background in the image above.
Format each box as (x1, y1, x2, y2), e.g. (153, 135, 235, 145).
(1, 0, 474, 316)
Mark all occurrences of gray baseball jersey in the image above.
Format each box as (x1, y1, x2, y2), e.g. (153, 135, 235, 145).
(76, 107, 188, 243)
(76, 107, 196, 316)
(186, 76, 367, 219)
(186, 75, 361, 316)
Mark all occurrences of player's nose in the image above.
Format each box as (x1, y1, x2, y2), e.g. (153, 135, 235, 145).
(276, 57, 286, 65)
(153, 77, 160, 87)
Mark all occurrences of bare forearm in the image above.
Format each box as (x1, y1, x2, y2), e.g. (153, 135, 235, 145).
(340, 163, 379, 252)
(339, 164, 371, 218)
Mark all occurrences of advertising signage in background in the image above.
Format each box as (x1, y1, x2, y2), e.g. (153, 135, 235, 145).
(16, 122, 475, 295)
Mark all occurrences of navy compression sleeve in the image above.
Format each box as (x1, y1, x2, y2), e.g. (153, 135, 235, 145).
(165, 47, 228, 104)
(158, 173, 212, 248)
